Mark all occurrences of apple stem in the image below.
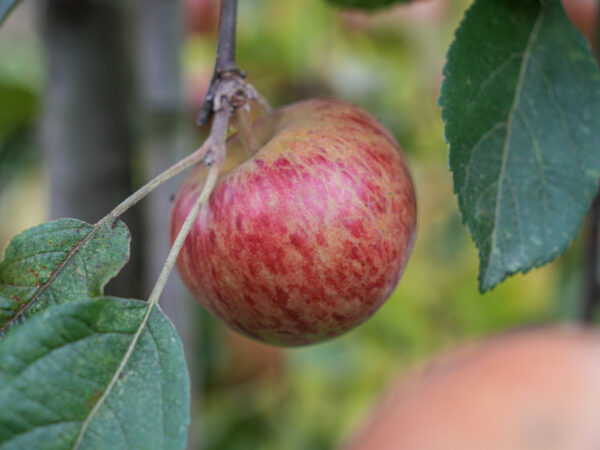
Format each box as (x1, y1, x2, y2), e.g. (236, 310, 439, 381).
(197, 0, 261, 125)
(215, 0, 239, 74)
(235, 107, 258, 155)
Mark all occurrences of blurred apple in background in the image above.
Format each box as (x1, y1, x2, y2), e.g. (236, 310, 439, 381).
(343, 327, 600, 450)
(185, 0, 219, 35)
(562, 0, 598, 53)
(185, 66, 213, 116)
(340, 0, 450, 31)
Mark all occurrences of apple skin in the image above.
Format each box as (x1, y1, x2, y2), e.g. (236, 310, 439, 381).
(343, 326, 600, 450)
(170, 98, 416, 346)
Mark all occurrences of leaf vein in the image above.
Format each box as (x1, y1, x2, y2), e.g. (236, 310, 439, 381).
(486, 8, 545, 282)
(0, 222, 115, 334)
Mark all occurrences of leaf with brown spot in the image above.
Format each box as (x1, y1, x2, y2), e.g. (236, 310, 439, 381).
(0, 218, 130, 335)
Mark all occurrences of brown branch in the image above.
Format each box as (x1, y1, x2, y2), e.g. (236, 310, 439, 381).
(214, 0, 238, 74)
(197, 0, 244, 125)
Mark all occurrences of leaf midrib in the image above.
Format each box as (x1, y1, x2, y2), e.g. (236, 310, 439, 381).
(483, 7, 545, 288)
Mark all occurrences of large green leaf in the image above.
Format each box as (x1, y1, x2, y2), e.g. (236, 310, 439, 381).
(0, 297, 190, 449)
(0, 218, 130, 334)
(324, 0, 411, 11)
(440, 0, 600, 292)
(0, 0, 21, 26)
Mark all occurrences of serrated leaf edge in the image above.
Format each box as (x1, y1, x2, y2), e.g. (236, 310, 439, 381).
(0, 218, 121, 334)
(439, 2, 586, 293)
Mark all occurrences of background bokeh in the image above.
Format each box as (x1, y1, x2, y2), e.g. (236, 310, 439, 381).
(0, 0, 588, 448)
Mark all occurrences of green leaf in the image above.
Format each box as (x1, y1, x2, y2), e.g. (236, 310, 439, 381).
(0, 297, 190, 450)
(0, 0, 21, 26)
(324, 0, 411, 11)
(0, 218, 130, 334)
(440, 0, 600, 292)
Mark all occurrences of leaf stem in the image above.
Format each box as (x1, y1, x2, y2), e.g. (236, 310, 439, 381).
(146, 109, 228, 307)
(234, 107, 258, 155)
(108, 141, 211, 219)
(70, 0, 263, 441)
(72, 109, 230, 449)
(0, 139, 212, 334)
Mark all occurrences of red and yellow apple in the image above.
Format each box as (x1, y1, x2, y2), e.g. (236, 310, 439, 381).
(344, 326, 600, 449)
(170, 98, 416, 346)
(340, 0, 450, 31)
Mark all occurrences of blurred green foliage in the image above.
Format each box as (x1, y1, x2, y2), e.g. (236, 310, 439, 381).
(0, 82, 38, 189)
(0, 13, 40, 187)
(0, 3, 44, 246)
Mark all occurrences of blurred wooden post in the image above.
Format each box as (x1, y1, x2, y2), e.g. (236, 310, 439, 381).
(40, 0, 143, 299)
(133, 0, 200, 448)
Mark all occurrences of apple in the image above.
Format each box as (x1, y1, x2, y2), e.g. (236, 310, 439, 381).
(170, 98, 417, 346)
(343, 326, 600, 449)
(340, 0, 450, 31)
(185, 0, 219, 35)
(562, 0, 598, 53)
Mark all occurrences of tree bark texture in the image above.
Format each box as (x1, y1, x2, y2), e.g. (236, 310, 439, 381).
(40, 0, 143, 299)
(133, 1, 200, 448)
